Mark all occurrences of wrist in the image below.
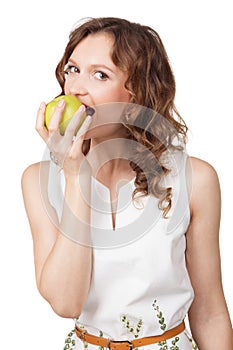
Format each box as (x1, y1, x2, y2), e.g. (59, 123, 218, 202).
(64, 169, 92, 186)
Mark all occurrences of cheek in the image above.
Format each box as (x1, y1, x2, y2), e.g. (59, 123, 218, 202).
(105, 86, 131, 103)
(118, 90, 131, 103)
(63, 79, 130, 104)
(64, 81, 70, 95)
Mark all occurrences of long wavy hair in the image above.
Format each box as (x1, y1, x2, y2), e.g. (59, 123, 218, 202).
(55, 17, 188, 217)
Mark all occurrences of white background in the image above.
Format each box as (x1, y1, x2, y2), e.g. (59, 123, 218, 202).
(0, 0, 232, 348)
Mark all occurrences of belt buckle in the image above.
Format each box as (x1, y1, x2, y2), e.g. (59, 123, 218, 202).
(108, 340, 133, 350)
(79, 329, 87, 341)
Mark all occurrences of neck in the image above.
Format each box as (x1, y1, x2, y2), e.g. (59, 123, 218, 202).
(87, 137, 135, 182)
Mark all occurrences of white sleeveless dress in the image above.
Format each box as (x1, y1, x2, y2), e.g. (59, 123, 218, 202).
(47, 150, 198, 350)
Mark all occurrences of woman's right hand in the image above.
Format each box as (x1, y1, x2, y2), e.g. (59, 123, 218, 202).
(36, 99, 93, 178)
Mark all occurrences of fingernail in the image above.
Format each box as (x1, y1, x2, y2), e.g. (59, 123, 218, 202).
(79, 105, 86, 112)
(86, 106, 95, 116)
(58, 99, 65, 107)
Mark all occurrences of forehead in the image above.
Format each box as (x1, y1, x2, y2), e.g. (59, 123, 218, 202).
(70, 32, 114, 62)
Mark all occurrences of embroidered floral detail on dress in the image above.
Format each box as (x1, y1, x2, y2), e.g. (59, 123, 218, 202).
(79, 325, 89, 349)
(120, 314, 143, 350)
(64, 324, 106, 350)
(120, 315, 143, 338)
(98, 330, 104, 350)
(152, 299, 181, 350)
(152, 299, 167, 331)
(184, 331, 198, 349)
(63, 329, 76, 350)
(170, 337, 180, 350)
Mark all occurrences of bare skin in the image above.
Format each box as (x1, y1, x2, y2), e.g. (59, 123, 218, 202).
(186, 157, 233, 348)
(21, 32, 233, 347)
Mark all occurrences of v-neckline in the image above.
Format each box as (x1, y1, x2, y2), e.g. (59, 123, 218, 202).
(91, 176, 135, 231)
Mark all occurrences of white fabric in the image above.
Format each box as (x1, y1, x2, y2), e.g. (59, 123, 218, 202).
(48, 150, 198, 350)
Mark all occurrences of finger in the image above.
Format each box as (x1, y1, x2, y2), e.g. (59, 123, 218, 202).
(35, 102, 48, 141)
(47, 99, 66, 133)
(73, 114, 93, 141)
(65, 104, 86, 139)
(68, 116, 93, 159)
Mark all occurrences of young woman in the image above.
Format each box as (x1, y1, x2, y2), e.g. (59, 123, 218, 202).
(21, 17, 233, 349)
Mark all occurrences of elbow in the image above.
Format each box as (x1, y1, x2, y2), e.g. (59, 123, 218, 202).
(50, 301, 82, 319)
(42, 292, 82, 318)
(38, 281, 82, 318)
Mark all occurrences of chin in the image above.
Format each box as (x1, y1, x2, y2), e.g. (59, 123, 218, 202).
(85, 124, 124, 140)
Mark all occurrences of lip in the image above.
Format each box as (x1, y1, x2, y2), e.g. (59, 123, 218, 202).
(72, 96, 95, 115)
(71, 96, 87, 107)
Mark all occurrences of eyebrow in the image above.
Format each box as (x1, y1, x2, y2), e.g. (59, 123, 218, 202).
(67, 58, 116, 74)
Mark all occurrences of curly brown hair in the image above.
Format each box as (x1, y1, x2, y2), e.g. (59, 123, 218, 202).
(55, 17, 188, 217)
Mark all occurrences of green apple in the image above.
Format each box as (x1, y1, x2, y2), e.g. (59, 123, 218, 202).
(45, 95, 85, 135)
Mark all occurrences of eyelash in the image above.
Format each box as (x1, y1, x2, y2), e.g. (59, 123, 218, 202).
(64, 65, 79, 74)
(64, 64, 109, 81)
(94, 71, 109, 81)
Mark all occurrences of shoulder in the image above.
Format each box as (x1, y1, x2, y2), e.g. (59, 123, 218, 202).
(21, 162, 40, 180)
(187, 156, 221, 216)
(188, 155, 217, 171)
(21, 161, 56, 224)
(188, 156, 220, 185)
(21, 161, 50, 194)
(21, 161, 50, 180)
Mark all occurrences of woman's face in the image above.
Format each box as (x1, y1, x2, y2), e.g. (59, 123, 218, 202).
(64, 32, 130, 105)
(64, 32, 131, 140)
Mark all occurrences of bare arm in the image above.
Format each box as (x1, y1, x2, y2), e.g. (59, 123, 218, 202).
(186, 157, 233, 349)
(21, 101, 93, 318)
(22, 161, 92, 318)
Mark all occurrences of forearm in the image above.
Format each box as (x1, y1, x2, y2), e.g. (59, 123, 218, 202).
(39, 173, 92, 318)
(189, 310, 233, 349)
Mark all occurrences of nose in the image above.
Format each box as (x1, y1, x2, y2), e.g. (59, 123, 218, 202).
(66, 74, 88, 97)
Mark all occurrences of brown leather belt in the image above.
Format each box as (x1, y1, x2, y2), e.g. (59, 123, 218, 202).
(75, 321, 185, 350)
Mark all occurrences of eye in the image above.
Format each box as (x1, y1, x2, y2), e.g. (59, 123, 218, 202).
(64, 64, 79, 75)
(94, 71, 109, 81)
